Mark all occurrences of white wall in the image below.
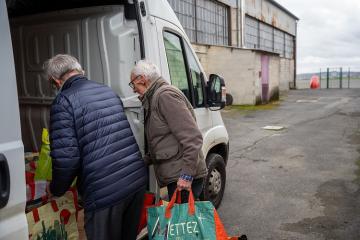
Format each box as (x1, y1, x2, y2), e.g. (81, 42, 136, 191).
(279, 58, 295, 91)
(193, 44, 281, 105)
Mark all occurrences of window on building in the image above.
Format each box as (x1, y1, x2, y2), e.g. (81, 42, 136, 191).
(168, 0, 229, 46)
(245, 15, 295, 59)
(274, 29, 285, 57)
(163, 31, 191, 101)
(259, 22, 273, 52)
(245, 16, 259, 48)
(184, 42, 204, 107)
(285, 33, 294, 59)
(167, 0, 196, 42)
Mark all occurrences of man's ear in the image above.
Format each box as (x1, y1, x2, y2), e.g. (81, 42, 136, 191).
(54, 79, 62, 88)
(142, 76, 150, 86)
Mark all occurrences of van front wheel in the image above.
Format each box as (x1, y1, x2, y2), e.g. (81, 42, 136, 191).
(201, 153, 226, 208)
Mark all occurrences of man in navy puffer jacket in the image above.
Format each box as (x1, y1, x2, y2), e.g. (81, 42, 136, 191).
(44, 54, 148, 240)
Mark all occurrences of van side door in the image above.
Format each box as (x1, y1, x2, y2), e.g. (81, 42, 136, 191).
(154, 18, 213, 150)
(0, 1, 28, 239)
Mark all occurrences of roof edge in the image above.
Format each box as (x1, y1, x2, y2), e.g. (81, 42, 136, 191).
(267, 0, 299, 20)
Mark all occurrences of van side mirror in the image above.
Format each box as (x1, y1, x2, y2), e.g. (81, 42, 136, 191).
(207, 74, 226, 110)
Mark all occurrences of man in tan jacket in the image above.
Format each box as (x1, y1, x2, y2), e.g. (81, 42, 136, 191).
(129, 60, 207, 202)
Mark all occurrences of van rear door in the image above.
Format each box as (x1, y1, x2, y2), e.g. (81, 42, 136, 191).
(0, 0, 28, 239)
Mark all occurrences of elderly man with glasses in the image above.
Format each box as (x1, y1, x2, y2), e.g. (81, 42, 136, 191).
(129, 60, 207, 203)
(44, 54, 148, 240)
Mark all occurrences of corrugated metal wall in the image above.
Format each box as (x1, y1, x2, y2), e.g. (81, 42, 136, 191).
(244, 0, 297, 36)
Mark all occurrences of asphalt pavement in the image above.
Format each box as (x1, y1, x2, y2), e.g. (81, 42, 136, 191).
(218, 89, 360, 240)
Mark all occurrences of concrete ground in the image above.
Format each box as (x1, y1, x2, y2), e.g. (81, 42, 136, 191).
(218, 89, 360, 240)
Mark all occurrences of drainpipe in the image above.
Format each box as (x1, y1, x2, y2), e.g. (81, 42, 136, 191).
(236, 0, 240, 47)
(240, 0, 245, 48)
(237, 0, 245, 48)
(293, 20, 298, 89)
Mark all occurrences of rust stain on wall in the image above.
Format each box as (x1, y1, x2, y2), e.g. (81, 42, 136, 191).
(272, 15, 278, 27)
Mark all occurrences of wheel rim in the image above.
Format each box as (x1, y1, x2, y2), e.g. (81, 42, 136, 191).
(208, 168, 222, 197)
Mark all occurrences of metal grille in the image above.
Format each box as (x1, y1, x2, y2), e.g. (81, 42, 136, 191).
(168, 0, 229, 46)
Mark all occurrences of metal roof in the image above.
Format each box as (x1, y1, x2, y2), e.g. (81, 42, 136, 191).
(267, 0, 299, 20)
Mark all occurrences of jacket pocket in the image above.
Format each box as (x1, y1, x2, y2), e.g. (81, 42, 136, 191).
(154, 144, 179, 161)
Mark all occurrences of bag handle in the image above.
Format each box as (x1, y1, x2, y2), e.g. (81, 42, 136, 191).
(165, 189, 195, 219)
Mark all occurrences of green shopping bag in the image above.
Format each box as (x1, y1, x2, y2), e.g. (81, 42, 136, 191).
(147, 189, 230, 240)
(35, 129, 52, 181)
(34, 128, 77, 187)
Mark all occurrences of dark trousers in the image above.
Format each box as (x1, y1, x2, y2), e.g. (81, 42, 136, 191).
(167, 178, 204, 203)
(84, 187, 146, 240)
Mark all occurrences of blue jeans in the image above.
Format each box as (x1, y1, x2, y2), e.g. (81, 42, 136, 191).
(167, 178, 204, 203)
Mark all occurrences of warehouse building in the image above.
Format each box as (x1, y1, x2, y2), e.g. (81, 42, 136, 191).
(167, 0, 298, 104)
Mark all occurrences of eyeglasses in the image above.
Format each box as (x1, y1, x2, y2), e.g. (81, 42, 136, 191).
(129, 75, 142, 89)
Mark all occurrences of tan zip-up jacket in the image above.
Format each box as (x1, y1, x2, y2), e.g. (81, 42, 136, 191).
(142, 77, 207, 187)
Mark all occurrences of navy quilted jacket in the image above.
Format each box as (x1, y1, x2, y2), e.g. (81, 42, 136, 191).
(49, 75, 147, 212)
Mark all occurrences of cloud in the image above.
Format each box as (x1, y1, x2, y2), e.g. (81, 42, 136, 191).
(276, 0, 360, 73)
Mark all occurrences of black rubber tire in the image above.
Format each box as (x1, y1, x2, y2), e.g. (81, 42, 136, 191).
(200, 153, 226, 208)
(226, 93, 233, 106)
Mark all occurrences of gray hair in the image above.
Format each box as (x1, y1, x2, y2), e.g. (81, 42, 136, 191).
(131, 60, 161, 82)
(43, 54, 84, 79)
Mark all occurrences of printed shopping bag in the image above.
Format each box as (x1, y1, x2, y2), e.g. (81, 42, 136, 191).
(147, 189, 230, 240)
(35, 128, 52, 181)
(25, 147, 47, 202)
(25, 152, 38, 173)
(25, 170, 47, 202)
(26, 189, 80, 240)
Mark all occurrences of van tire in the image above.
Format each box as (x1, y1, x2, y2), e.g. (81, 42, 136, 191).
(201, 153, 226, 208)
(226, 93, 233, 106)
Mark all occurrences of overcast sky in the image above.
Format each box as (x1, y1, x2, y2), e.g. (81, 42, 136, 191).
(275, 0, 360, 74)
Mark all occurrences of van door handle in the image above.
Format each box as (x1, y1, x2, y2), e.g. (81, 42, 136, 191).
(0, 153, 10, 209)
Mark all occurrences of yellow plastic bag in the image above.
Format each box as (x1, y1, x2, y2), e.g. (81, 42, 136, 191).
(35, 129, 52, 181)
(26, 189, 80, 240)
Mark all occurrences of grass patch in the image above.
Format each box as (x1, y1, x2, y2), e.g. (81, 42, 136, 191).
(225, 101, 280, 112)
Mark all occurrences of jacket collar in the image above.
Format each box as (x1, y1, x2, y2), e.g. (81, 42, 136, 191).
(141, 77, 167, 108)
(140, 77, 168, 122)
(61, 74, 87, 92)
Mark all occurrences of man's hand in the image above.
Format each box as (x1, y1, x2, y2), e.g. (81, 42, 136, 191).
(177, 178, 192, 191)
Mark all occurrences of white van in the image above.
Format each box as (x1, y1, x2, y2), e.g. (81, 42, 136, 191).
(0, 0, 229, 238)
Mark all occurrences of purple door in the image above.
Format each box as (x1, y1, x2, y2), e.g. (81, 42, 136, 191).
(261, 55, 269, 103)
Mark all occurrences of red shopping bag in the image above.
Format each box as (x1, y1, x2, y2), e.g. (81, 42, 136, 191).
(137, 192, 156, 234)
